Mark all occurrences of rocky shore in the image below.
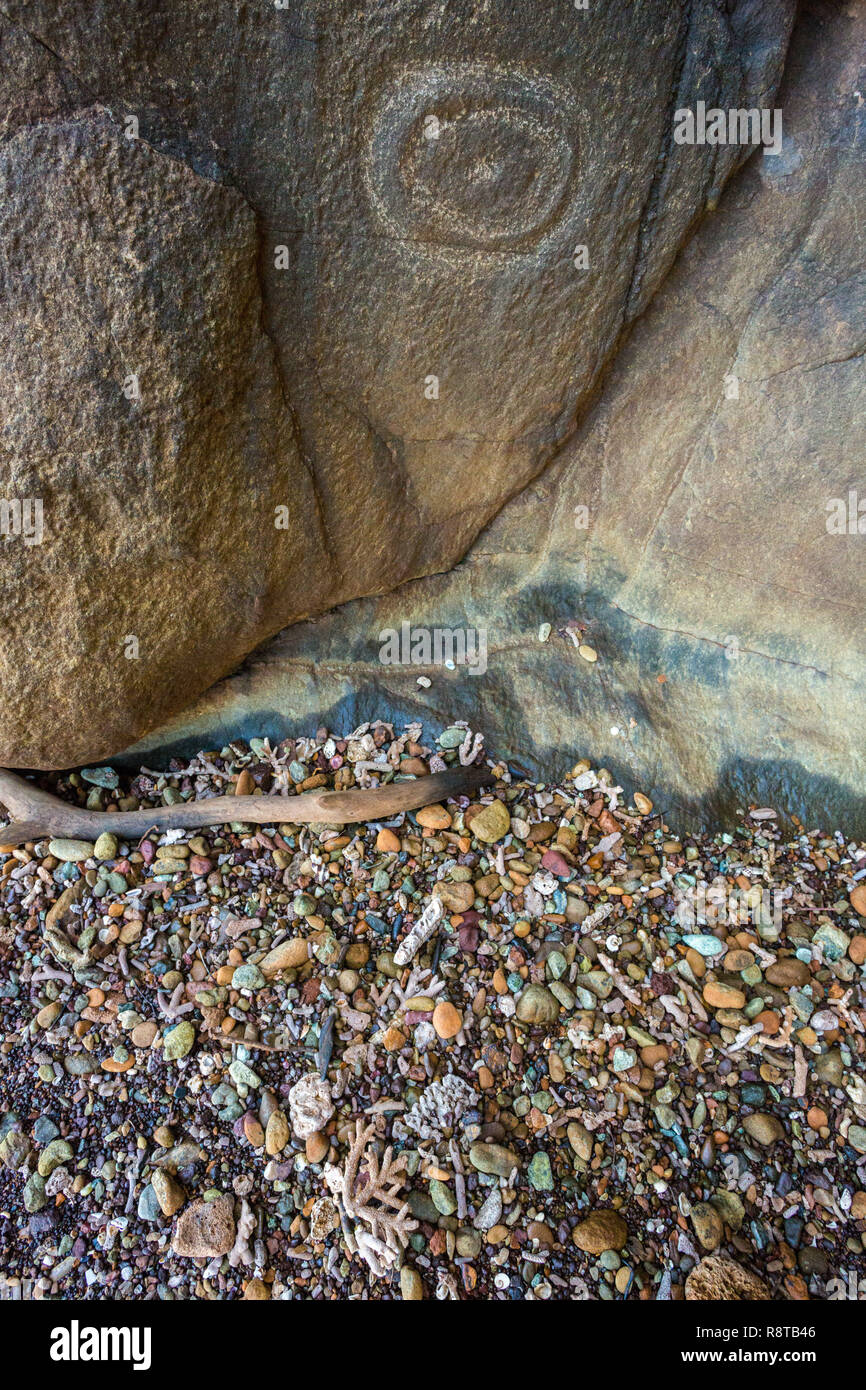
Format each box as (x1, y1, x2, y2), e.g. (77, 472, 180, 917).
(1, 723, 864, 1300)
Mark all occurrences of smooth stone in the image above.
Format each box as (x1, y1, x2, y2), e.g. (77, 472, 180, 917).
(567, 1122, 593, 1162)
(703, 981, 747, 1010)
(265, 1110, 289, 1156)
(515, 984, 560, 1026)
(429, 1179, 457, 1215)
(37, 1138, 73, 1177)
(400, 1266, 424, 1300)
(151, 1169, 185, 1216)
(47, 839, 94, 862)
(572, 1210, 628, 1255)
(469, 1142, 520, 1178)
(260, 938, 308, 976)
(743, 1113, 785, 1146)
(93, 831, 119, 861)
(682, 934, 725, 957)
(137, 1183, 162, 1222)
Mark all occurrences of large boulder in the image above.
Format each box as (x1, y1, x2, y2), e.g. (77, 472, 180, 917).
(0, 0, 794, 766)
(0, 112, 330, 767)
(125, 1, 866, 835)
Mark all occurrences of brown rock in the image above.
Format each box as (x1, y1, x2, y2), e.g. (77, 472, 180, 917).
(416, 804, 452, 830)
(703, 981, 747, 1011)
(468, 800, 511, 844)
(35, 1001, 61, 1029)
(685, 1255, 771, 1301)
(243, 1278, 270, 1300)
(242, 1114, 265, 1148)
(305, 1131, 329, 1164)
(0, 113, 330, 768)
(572, 1209, 628, 1255)
(382, 1026, 405, 1052)
(432, 1000, 462, 1039)
(743, 1113, 785, 1147)
(690, 1201, 724, 1251)
(150, 1169, 185, 1217)
(265, 1110, 289, 1156)
(849, 934, 866, 964)
(850, 884, 866, 917)
(376, 828, 401, 853)
(259, 938, 308, 977)
(172, 1195, 235, 1258)
(765, 957, 810, 988)
(433, 881, 475, 914)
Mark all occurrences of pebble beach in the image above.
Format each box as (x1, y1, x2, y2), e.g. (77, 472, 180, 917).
(1, 722, 865, 1303)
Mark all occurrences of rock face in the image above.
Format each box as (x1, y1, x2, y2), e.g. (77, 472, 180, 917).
(126, 1, 866, 834)
(0, 112, 329, 767)
(0, 0, 795, 767)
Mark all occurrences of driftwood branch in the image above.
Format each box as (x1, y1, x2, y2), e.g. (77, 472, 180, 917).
(0, 763, 493, 848)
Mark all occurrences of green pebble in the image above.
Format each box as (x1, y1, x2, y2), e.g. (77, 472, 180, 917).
(94, 832, 118, 861)
(527, 1152, 554, 1191)
(546, 951, 567, 980)
(23, 1173, 47, 1213)
(229, 1059, 261, 1089)
(429, 1179, 457, 1215)
(47, 839, 95, 862)
(163, 1021, 196, 1061)
(232, 964, 266, 991)
(37, 1138, 73, 1177)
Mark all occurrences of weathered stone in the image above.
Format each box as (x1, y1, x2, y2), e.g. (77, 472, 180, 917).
(690, 1201, 724, 1251)
(0, 109, 328, 769)
(163, 1021, 195, 1061)
(685, 1255, 771, 1301)
(400, 1266, 424, 1301)
(468, 800, 511, 845)
(172, 1194, 236, 1258)
(0, 1130, 31, 1170)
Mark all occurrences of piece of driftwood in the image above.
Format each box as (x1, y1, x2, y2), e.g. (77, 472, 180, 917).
(0, 763, 493, 848)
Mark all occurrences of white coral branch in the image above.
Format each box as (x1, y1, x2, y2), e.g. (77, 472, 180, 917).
(324, 1120, 417, 1277)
